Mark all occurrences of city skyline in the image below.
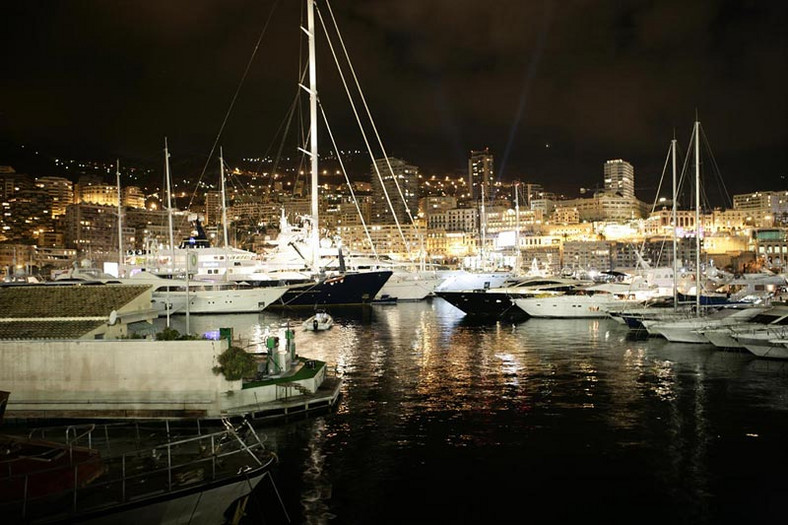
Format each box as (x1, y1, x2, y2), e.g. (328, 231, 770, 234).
(2, 1, 786, 198)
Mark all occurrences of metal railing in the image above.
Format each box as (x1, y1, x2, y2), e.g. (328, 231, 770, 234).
(2, 418, 273, 522)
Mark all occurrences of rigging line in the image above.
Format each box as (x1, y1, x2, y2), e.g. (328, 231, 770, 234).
(319, 102, 379, 259)
(190, 0, 282, 213)
(676, 123, 694, 208)
(319, 1, 416, 258)
(260, 63, 306, 192)
(324, 1, 415, 230)
(699, 123, 732, 208)
(693, 122, 715, 212)
(258, 4, 309, 188)
(315, 7, 409, 255)
(641, 141, 674, 262)
(323, 0, 422, 244)
(220, 156, 248, 245)
(275, 63, 308, 196)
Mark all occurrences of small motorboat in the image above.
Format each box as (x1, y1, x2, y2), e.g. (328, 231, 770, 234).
(303, 310, 334, 331)
(372, 294, 398, 305)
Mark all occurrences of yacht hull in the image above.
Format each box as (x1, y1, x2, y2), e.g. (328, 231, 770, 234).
(734, 334, 788, 359)
(76, 468, 268, 525)
(434, 291, 526, 319)
(378, 273, 444, 301)
(269, 270, 392, 308)
(701, 328, 743, 349)
(514, 295, 641, 319)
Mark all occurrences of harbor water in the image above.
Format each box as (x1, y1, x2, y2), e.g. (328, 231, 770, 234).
(161, 299, 787, 525)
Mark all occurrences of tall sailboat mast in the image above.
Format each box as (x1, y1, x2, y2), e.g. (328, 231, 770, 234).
(220, 147, 229, 249)
(306, 0, 320, 273)
(164, 137, 175, 275)
(219, 147, 230, 279)
(116, 159, 123, 276)
(163, 138, 174, 327)
(671, 138, 677, 310)
(480, 182, 487, 269)
(514, 182, 521, 274)
(694, 119, 701, 315)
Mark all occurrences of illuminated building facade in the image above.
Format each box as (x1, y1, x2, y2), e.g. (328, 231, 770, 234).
(36, 176, 74, 217)
(468, 148, 494, 202)
(604, 159, 635, 198)
(370, 157, 420, 225)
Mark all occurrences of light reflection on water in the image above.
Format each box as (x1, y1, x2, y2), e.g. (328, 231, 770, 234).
(159, 299, 787, 525)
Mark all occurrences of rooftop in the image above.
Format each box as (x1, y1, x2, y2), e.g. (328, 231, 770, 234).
(0, 284, 152, 339)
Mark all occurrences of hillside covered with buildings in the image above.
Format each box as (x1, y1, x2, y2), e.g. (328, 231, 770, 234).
(2, 146, 787, 280)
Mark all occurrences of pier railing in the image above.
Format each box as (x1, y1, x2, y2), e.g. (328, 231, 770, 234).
(1, 418, 277, 522)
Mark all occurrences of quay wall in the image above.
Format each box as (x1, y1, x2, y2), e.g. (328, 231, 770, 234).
(0, 339, 238, 419)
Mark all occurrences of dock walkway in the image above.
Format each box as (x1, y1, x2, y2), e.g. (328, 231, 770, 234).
(224, 375, 343, 424)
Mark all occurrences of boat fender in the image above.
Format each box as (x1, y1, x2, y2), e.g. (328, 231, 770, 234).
(313, 319, 319, 330)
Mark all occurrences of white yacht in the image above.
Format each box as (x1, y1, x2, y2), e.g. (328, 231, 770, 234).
(512, 281, 652, 319)
(56, 265, 289, 315)
(126, 273, 289, 315)
(125, 238, 277, 285)
(435, 274, 587, 319)
(730, 326, 788, 359)
(374, 268, 445, 301)
(698, 303, 788, 350)
(434, 269, 517, 293)
(337, 253, 445, 301)
(642, 305, 770, 344)
(759, 338, 788, 359)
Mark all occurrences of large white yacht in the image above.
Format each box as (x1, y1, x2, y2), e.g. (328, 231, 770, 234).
(698, 303, 788, 350)
(511, 271, 667, 319)
(435, 274, 587, 319)
(642, 305, 770, 343)
(55, 262, 289, 315)
(730, 327, 788, 359)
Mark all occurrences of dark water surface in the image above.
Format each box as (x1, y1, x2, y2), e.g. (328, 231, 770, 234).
(166, 299, 788, 525)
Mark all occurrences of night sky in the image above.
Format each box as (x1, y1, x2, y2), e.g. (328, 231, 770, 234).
(1, 0, 786, 200)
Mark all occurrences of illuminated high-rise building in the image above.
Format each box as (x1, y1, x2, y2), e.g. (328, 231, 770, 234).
(36, 176, 74, 218)
(603, 159, 635, 198)
(468, 148, 494, 202)
(205, 191, 223, 226)
(122, 186, 146, 209)
(370, 157, 419, 225)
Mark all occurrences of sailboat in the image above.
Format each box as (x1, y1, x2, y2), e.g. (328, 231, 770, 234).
(633, 119, 775, 339)
(611, 122, 730, 330)
(121, 143, 291, 314)
(606, 134, 690, 329)
(262, 0, 392, 308)
(698, 302, 788, 350)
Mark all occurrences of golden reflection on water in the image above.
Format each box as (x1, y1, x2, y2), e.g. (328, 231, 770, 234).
(298, 419, 335, 525)
(173, 302, 785, 524)
(159, 306, 693, 419)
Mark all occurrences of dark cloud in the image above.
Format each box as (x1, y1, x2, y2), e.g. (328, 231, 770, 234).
(1, 0, 786, 198)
